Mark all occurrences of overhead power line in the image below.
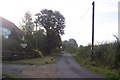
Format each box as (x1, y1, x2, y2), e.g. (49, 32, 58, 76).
(79, 6, 91, 21)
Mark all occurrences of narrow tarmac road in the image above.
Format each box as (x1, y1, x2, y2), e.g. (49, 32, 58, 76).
(57, 52, 103, 78)
(3, 52, 104, 78)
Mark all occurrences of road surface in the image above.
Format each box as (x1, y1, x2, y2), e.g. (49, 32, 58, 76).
(3, 52, 104, 78)
(57, 52, 104, 78)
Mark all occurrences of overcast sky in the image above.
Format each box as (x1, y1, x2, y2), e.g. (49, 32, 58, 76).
(0, 0, 119, 46)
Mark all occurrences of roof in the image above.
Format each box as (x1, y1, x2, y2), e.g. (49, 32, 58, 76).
(0, 16, 24, 35)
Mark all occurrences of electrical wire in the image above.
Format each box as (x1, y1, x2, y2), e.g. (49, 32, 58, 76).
(95, 6, 116, 42)
(79, 5, 91, 22)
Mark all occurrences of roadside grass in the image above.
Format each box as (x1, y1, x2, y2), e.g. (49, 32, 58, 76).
(2, 73, 16, 78)
(3, 55, 58, 65)
(73, 55, 120, 80)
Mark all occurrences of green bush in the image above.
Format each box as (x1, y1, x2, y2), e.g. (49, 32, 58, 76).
(2, 38, 23, 58)
(2, 38, 23, 52)
(73, 41, 120, 78)
(2, 38, 36, 60)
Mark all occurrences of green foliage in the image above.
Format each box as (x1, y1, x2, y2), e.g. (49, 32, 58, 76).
(63, 39, 78, 48)
(35, 9, 65, 54)
(75, 42, 118, 68)
(25, 33, 35, 48)
(51, 48, 61, 56)
(8, 28, 19, 40)
(114, 41, 120, 75)
(19, 11, 35, 49)
(93, 43, 116, 67)
(2, 38, 22, 53)
(74, 55, 119, 79)
(3, 27, 23, 56)
(18, 10, 65, 55)
(2, 37, 37, 60)
(20, 11, 34, 34)
(34, 29, 47, 53)
(72, 41, 120, 78)
(62, 39, 78, 54)
(46, 30, 62, 53)
(35, 9, 65, 35)
(2, 38, 23, 60)
(18, 10, 65, 56)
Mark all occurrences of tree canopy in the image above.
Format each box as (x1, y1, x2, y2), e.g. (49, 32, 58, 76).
(63, 38, 78, 48)
(35, 9, 65, 54)
(35, 9, 65, 35)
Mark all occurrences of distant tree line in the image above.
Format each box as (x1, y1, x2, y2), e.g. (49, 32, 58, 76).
(62, 38, 78, 53)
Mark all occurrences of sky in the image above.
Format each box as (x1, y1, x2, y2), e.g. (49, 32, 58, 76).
(0, 0, 119, 46)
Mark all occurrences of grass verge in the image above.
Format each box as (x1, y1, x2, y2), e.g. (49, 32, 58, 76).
(2, 73, 16, 78)
(3, 56, 57, 65)
(73, 55, 120, 80)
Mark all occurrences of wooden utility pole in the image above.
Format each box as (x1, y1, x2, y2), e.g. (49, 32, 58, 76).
(92, 1, 95, 56)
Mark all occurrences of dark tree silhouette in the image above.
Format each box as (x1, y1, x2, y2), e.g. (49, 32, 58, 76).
(9, 28, 19, 40)
(35, 9, 65, 54)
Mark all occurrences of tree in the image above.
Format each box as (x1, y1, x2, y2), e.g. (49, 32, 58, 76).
(63, 38, 78, 48)
(20, 11, 35, 47)
(68, 38, 78, 48)
(34, 29, 47, 53)
(62, 38, 78, 53)
(20, 11, 34, 34)
(35, 9, 65, 54)
(9, 28, 19, 40)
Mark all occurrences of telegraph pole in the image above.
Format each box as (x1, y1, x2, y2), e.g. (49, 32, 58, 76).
(92, 1, 95, 56)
